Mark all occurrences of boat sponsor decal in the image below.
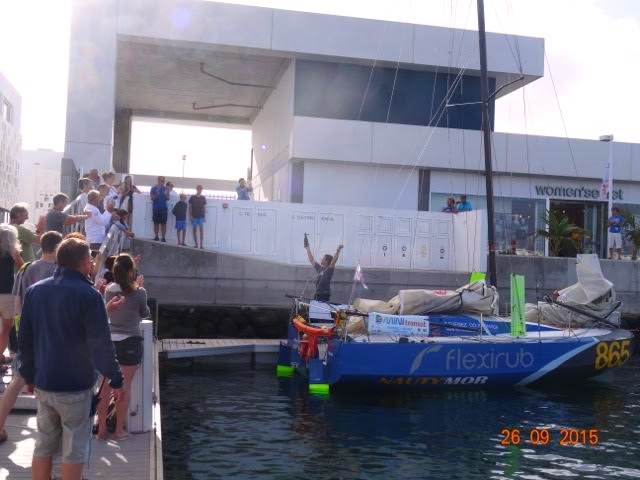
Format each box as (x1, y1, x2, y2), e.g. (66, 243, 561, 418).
(368, 313, 430, 337)
(594, 339, 631, 370)
(377, 375, 488, 386)
(445, 348, 534, 371)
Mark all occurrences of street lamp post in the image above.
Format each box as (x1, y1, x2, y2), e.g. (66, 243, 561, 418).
(599, 134, 614, 259)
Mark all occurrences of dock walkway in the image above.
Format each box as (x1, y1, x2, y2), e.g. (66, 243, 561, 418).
(160, 338, 281, 359)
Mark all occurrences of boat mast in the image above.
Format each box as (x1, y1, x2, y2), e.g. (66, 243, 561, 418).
(476, 0, 498, 287)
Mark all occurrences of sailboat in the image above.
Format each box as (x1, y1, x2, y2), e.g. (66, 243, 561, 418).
(276, 0, 635, 391)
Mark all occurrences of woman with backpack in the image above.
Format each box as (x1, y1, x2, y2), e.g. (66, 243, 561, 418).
(96, 253, 149, 440)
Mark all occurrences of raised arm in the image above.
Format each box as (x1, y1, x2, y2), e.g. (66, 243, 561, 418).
(330, 244, 344, 268)
(305, 244, 316, 266)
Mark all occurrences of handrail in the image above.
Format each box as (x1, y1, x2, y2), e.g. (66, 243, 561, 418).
(62, 193, 87, 236)
(95, 224, 126, 275)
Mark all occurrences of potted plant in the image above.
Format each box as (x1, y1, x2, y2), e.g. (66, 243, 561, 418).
(621, 209, 640, 260)
(535, 209, 589, 257)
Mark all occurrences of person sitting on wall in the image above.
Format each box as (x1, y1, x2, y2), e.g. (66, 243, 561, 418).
(456, 195, 473, 212)
(304, 234, 343, 302)
(607, 207, 625, 260)
(441, 197, 458, 213)
(236, 178, 253, 200)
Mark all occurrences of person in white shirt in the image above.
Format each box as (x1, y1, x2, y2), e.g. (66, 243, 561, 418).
(84, 190, 119, 250)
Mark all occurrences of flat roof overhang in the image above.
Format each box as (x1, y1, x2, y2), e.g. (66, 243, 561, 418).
(116, 0, 544, 124)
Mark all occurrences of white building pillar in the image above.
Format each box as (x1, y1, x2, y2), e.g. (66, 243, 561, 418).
(64, 0, 118, 173)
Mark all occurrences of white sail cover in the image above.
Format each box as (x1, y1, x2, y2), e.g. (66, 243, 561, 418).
(353, 280, 498, 316)
(535, 254, 621, 328)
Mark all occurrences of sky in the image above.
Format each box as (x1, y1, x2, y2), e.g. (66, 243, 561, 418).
(1, 0, 639, 180)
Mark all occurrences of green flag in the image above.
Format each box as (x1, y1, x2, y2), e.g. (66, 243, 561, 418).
(510, 274, 526, 337)
(469, 271, 486, 283)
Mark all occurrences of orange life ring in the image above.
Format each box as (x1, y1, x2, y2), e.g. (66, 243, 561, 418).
(292, 316, 335, 361)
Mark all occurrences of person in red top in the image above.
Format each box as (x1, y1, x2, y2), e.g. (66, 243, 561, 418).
(189, 185, 207, 249)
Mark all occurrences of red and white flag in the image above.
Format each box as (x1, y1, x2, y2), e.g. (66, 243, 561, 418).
(354, 264, 368, 289)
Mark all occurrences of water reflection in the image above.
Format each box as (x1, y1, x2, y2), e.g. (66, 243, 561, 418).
(161, 357, 640, 479)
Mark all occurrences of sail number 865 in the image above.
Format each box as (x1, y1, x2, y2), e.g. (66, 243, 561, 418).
(595, 340, 631, 370)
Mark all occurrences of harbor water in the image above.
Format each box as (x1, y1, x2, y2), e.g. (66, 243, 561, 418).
(161, 355, 640, 479)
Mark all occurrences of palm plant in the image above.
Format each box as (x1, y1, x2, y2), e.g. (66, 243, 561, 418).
(535, 209, 589, 257)
(621, 209, 640, 260)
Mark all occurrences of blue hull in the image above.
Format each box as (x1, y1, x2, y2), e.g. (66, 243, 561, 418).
(278, 315, 635, 390)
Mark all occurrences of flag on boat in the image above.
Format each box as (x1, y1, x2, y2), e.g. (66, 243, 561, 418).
(599, 148, 613, 201)
(354, 264, 368, 289)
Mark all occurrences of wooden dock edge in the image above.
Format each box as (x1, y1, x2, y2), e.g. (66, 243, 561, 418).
(150, 340, 164, 480)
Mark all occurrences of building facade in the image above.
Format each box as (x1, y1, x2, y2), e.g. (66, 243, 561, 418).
(66, 1, 640, 257)
(19, 149, 63, 221)
(0, 72, 22, 223)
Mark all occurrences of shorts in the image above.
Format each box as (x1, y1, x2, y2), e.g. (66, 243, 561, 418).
(0, 294, 16, 320)
(153, 209, 168, 225)
(608, 232, 622, 249)
(113, 336, 143, 366)
(34, 388, 93, 464)
(175, 220, 187, 231)
(191, 217, 205, 227)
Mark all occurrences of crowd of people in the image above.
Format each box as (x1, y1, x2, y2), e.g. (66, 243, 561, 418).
(0, 198, 149, 480)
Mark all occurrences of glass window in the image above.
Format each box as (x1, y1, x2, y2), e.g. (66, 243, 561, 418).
(294, 60, 495, 130)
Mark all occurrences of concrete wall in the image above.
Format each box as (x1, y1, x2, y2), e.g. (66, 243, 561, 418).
(302, 161, 419, 210)
(133, 239, 640, 317)
(132, 195, 486, 272)
(64, 0, 118, 172)
(292, 117, 640, 183)
(495, 256, 640, 315)
(132, 238, 470, 308)
(251, 61, 294, 201)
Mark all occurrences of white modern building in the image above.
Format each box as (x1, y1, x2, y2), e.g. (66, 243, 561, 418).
(19, 149, 63, 221)
(0, 72, 22, 222)
(65, 0, 640, 257)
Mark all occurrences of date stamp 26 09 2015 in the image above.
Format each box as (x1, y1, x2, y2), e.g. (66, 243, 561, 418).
(500, 428, 600, 447)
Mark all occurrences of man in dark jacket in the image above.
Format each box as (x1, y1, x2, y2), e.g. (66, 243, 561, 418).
(18, 237, 123, 480)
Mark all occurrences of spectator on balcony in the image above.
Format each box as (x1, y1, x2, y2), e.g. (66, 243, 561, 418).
(76, 178, 93, 214)
(9, 203, 44, 263)
(236, 178, 253, 200)
(0, 231, 63, 445)
(150, 176, 171, 242)
(102, 172, 119, 199)
(456, 195, 473, 212)
(119, 175, 140, 219)
(18, 237, 123, 479)
(84, 190, 119, 251)
(189, 185, 207, 249)
(45, 193, 91, 234)
(172, 193, 188, 246)
(441, 197, 458, 214)
(88, 169, 102, 189)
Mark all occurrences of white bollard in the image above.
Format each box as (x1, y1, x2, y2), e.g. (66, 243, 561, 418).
(128, 320, 153, 433)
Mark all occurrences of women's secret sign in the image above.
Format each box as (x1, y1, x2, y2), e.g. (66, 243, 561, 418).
(535, 185, 623, 200)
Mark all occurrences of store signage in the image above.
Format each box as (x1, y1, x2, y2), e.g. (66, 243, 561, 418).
(534, 185, 623, 200)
